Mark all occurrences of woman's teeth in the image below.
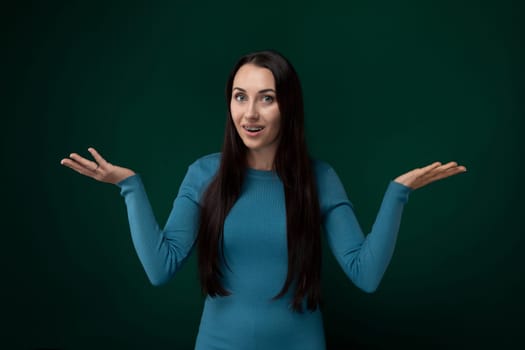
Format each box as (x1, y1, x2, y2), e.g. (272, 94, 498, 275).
(244, 126, 264, 132)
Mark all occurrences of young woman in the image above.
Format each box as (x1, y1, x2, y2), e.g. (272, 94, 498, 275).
(60, 50, 467, 349)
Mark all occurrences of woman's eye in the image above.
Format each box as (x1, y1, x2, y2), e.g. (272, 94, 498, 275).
(234, 93, 246, 101)
(262, 95, 274, 103)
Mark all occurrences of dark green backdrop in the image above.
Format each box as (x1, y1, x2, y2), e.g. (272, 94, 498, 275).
(4, 0, 524, 349)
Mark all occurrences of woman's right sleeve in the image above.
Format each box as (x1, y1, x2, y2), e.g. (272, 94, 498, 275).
(116, 171, 201, 286)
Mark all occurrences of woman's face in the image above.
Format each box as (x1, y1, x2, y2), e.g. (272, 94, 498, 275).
(230, 63, 281, 162)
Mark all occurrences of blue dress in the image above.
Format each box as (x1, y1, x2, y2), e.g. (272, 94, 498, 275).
(117, 153, 412, 349)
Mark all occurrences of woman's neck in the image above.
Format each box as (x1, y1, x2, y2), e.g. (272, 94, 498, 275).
(246, 150, 275, 171)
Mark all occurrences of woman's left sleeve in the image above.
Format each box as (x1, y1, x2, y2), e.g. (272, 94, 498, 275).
(319, 165, 413, 292)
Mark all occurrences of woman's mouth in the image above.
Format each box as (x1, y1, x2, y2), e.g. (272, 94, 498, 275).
(243, 125, 265, 135)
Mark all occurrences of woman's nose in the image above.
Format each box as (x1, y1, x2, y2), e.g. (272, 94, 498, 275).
(245, 101, 259, 119)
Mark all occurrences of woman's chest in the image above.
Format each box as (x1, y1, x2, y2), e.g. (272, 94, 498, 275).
(223, 180, 288, 265)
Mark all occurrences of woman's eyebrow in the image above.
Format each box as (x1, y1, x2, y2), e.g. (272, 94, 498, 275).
(233, 87, 276, 93)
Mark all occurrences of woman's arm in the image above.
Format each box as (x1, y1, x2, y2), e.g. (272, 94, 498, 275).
(60, 147, 203, 286)
(319, 160, 466, 293)
(320, 167, 411, 292)
(117, 174, 199, 286)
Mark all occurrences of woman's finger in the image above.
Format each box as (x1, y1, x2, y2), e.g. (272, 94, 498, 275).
(437, 161, 459, 171)
(60, 158, 97, 177)
(88, 147, 110, 168)
(419, 161, 456, 180)
(426, 162, 463, 179)
(426, 164, 466, 183)
(416, 164, 465, 189)
(69, 152, 99, 171)
(420, 161, 443, 173)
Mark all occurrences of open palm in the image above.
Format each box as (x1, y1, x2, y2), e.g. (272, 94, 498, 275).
(394, 161, 467, 190)
(60, 147, 135, 184)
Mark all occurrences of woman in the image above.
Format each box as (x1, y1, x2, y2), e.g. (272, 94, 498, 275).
(60, 50, 467, 349)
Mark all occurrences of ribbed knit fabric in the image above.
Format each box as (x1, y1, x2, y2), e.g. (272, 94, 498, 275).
(117, 153, 412, 349)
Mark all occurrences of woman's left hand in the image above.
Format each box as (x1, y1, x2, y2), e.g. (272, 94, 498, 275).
(394, 161, 467, 190)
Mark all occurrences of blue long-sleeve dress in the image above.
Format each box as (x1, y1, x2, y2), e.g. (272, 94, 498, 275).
(116, 153, 412, 349)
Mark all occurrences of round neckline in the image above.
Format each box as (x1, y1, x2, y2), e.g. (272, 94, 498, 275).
(246, 167, 280, 180)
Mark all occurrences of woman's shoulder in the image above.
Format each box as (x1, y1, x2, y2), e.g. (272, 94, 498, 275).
(187, 152, 221, 176)
(311, 158, 336, 177)
(177, 153, 221, 202)
(311, 158, 341, 189)
(310, 158, 353, 210)
(194, 152, 222, 163)
(311, 158, 346, 193)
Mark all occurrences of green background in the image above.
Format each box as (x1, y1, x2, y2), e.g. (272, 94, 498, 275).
(3, 0, 524, 349)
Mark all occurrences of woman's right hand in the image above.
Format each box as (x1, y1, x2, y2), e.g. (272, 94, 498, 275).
(60, 147, 136, 185)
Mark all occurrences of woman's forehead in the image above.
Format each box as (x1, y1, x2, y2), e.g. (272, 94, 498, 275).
(233, 64, 275, 91)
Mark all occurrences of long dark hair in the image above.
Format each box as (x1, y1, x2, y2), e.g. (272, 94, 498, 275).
(197, 50, 322, 312)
